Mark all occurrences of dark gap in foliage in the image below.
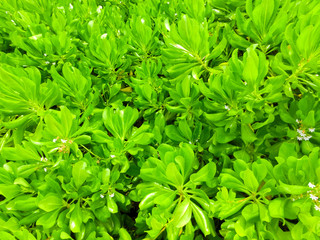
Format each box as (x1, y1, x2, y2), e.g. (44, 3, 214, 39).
(214, 218, 225, 238)
(134, 118, 144, 128)
(278, 221, 290, 232)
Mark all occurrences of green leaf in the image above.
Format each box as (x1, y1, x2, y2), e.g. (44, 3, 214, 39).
(178, 120, 192, 140)
(107, 195, 118, 213)
(0, 231, 15, 240)
(268, 198, 285, 219)
(139, 192, 157, 210)
(37, 209, 60, 229)
(166, 162, 184, 187)
(0, 184, 20, 200)
(7, 196, 37, 211)
(241, 124, 257, 144)
(189, 162, 216, 184)
(72, 161, 88, 189)
(277, 181, 309, 195)
(172, 198, 192, 228)
(165, 125, 187, 142)
(38, 194, 64, 212)
(191, 202, 215, 236)
(220, 174, 248, 194)
(240, 169, 259, 192)
(118, 228, 132, 240)
(242, 203, 259, 222)
(70, 202, 82, 233)
(242, 45, 259, 86)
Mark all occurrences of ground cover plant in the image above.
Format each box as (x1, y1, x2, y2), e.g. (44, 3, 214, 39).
(0, 0, 320, 239)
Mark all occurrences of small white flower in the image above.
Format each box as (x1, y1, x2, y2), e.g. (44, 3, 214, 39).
(224, 105, 230, 111)
(101, 33, 108, 39)
(309, 128, 315, 132)
(167, 1, 170, 4)
(309, 182, 316, 188)
(45, 61, 50, 65)
(109, 193, 115, 198)
(97, 5, 102, 14)
(11, 19, 16, 25)
(57, 6, 65, 13)
(292, 198, 296, 201)
(69, 3, 73, 10)
(175, 13, 177, 16)
(141, 18, 145, 24)
(303, 135, 312, 141)
(53, 138, 57, 143)
(61, 139, 67, 143)
(100, 194, 104, 198)
(188, 141, 192, 144)
(44, 168, 47, 172)
(5, 11, 8, 14)
(297, 136, 303, 141)
(310, 194, 318, 201)
(316, 74, 319, 77)
(44, 53, 47, 57)
(315, 205, 320, 211)
(52, 62, 56, 65)
(32, 35, 38, 40)
(110, 155, 115, 158)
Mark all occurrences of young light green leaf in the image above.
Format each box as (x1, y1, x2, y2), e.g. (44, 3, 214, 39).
(72, 161, 88, 189)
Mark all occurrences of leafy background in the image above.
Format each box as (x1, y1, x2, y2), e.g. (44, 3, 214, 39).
(0, 0, 320, 239)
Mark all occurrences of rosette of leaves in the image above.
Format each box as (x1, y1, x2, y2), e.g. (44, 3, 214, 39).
(0, 149, 131, 239)
(127, 14, 160, 59)
(165, 75, 203, 120)
(199, 45, 270, 111)
(231, 0, 290, 52)
(85, 29, 129, 81)
(129, 59, 166, 116)
(4, 0, 81, 69)
(277, 93, 319, 155)
(271, 6, 320, 95)
(270, 143, 320, 239)
(50, 62, 97, 109)
(165, 119, 212, 154)
(162, 14, 227, 82)
(0, 64, 61, 144)
(92, 106, 153, 172)
(215, 158, 278, 239)
(31, 106, 92, 157)
(0, 64, 61, 117)
(208, 0, 246, 14)
(135, 143, 217, 239)
(199, 45, 280, 160)
(178, 0, 207, 22)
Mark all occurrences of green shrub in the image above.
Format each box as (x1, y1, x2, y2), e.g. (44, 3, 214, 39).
(0, 0, 320, 239)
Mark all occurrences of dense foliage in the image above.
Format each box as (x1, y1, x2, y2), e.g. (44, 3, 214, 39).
(0, 0, 320, 239)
